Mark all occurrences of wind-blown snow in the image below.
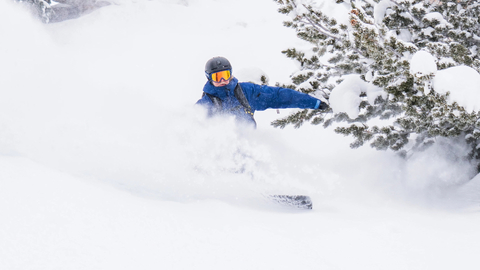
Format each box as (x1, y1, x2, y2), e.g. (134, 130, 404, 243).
(2, 0, 480, 269)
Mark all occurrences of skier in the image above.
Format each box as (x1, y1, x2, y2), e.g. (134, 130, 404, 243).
(196, 56, 328, 127)
(197, 57, 317, 209)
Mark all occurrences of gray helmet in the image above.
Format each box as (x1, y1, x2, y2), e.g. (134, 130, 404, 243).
(205, 57, 232, 75)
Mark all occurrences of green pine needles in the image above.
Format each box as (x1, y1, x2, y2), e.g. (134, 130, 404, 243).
(273, 0, 480, 169)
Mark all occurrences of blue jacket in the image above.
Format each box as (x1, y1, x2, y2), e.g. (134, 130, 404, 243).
(196, 77, 322, 125)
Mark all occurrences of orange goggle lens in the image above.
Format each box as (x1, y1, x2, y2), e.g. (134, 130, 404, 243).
(211, 70, 231, 82)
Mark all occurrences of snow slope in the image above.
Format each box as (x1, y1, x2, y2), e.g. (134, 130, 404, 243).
(1, 0, 480, 269)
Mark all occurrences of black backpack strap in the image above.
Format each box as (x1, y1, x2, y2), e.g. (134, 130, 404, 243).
(202, 92, 222, 112)
(234, 83, 256, 127)
(233, 83, 254, 117)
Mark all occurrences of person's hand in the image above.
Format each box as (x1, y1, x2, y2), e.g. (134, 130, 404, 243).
(318, 102, 329, 110)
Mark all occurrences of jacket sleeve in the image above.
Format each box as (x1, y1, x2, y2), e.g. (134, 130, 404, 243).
(195, 94, 216, 116)
(196, 94, 213, 106)
(243, 83, 321, 111)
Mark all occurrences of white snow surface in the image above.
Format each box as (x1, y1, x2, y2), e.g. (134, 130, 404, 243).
(1, 0, 480, 269)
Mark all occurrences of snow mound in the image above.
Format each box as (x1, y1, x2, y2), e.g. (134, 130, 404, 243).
(374, 0, 394, 25)
(329, 75, 385, 119)
(433, 66, 480, 112)
(410, 50, 437, 76)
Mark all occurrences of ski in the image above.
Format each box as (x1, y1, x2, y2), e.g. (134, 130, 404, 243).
(269, 195, 313, 210)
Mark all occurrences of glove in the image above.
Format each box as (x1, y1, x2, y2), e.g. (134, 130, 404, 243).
(317, 101, 329, 110)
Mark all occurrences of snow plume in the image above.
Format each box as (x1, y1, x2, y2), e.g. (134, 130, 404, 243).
(0, 0, 317, 206)
(2, 0, 480, 209)
(399, 136, 478, 206)
(3, 2, 480, 269)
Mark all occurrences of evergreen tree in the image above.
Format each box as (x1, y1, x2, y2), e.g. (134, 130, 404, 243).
(273, 0, 480, 170)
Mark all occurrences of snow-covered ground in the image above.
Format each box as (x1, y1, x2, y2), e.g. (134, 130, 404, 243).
(1, 0, 480, 269)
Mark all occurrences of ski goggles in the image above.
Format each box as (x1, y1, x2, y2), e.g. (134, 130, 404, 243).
(210, 70, 232, 82)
